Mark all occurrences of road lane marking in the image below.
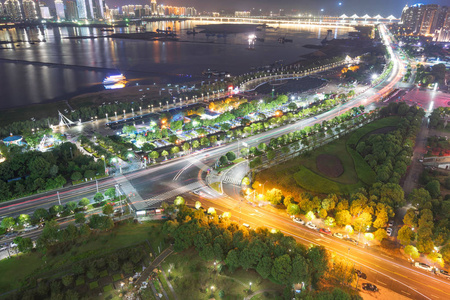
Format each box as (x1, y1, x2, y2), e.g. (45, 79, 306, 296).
(431, 294, 439, 299)
(401, 291, 411, 296)
(376, 280, 387, 286)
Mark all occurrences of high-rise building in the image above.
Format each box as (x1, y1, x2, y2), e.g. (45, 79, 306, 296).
(22, 0, 38, 19)
(92, 0, 104, 19)
(39, 4, 51, 19)
(4, 0, 22, 20)
(65, 0, 78, 20)
(55, 0, 65, 20)
(76, 0, 87, 19)
(151, 0, 157, 15)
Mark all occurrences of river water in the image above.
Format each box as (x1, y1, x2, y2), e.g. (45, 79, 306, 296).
(0, 21, 352, 109)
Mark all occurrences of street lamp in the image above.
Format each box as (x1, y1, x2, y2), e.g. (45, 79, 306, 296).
(101, 155, 107, 174)
(249, 282, 252, 291)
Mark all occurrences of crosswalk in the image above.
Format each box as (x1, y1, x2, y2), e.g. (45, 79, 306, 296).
(147, 181, 205, 201)
(222, 175, 242, 186)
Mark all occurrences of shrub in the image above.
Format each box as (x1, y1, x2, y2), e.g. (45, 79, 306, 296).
(122, 261, 134, 274)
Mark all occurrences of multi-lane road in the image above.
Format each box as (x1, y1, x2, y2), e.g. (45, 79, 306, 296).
(2, 25, 444, 299)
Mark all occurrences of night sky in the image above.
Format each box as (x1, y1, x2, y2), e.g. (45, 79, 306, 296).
(106, 0, 449, 17)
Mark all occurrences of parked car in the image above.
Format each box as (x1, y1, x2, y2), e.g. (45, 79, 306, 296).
(344, 237, 358, 245)
(293, 217, 305, 225)
(388, 220, 394, 227)
(24, 225, 39, 232)
(4, 232, 18, 238)
(319, 228, 331, 235)
(415, 262, 433, 271)
(306, 222, 317, 230)
(242, 223, 251, 229)
(10, 242, 17, 248)
(438, 269, 450, 279)
(362, 283, 378, 292)
(332, 232, 344, 239)
(386, 228, 393, 236)
(355, 270, 367, 279)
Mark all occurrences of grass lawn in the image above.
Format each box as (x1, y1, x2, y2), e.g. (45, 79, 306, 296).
(99, 269, 109, 277)
(157, 273, 175, 300)
(160, 248, 283, 300)
(103, 283, 114, 292)
(76, 276, 85, 286)
(0, 101, 68, 127)
(89, 281, 99, 289)
(112, 273, 123, 281)
(256, 117, 401, 195)
(0, 221, 164, 293)
(210, 182, 222, 194)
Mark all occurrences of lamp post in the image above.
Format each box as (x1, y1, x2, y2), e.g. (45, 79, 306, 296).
(249, 282, 252, 292)
(101, 155, 107, 175)
(123, 109, 126, 118)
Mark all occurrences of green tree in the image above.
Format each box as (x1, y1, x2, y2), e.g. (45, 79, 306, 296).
(271, 254, 292, 284)
(49, 205, 64, 216)
(15, 237, 33, 253)
(174, 196, 185, 206)
(403, 209, 417, 228)
(266, 188, 284, 205)
(33, 208, 49, 222)
(266, 150, 276, 161)
(102, 204, 114, 216)
(398, 226, 415, 246)
(257, 142, 267, 152)
(374, 228, 387, 241)
(219, 155, 229, 166)
(171, 146, 180, 155)
(79, 198, 90, 207)
(149, 151, 160, 162)
(74, 213, 86, 224)
(161, 150, 169, 160)
(290, 255, 309, 284)
(373, 209, 388, 228)
(225, 151, 236, 161)
(192, 140, 200, 149)
(425, 180, 440, 198)
(71, 172, 82, 182)
(1, 217, 15, 231)
(225, 249, 240, 272)
(287, 203, 300, 216)
(307, 246, 328, 285)
(335, 210, 351, 226)
(94, 192, 104, 203)
(182, 143, 190, 152)
(256, 256, 273, 279)
(404, 245, 420, 260)
(105, 187, 116, 199)
(61, 275, 73, 287)
(65, 201, 77, 213)
(122, 262, 133, 274)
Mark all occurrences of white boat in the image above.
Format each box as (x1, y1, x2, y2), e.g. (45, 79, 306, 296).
(103, 74, 126, 85)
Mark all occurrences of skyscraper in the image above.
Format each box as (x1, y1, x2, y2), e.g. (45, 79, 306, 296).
(76, 0, 87, 19)
(0, 2, 4, 16)
(4, 0, 22, 20)
(92, 0, 104, 19)
(65, 0, 79, 20)
(151, 0, 157, 15)
(22, 0, 38, 19)
(55, 0, 66, 20)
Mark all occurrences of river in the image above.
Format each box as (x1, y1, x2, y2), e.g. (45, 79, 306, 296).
(0, 20, 352, 109)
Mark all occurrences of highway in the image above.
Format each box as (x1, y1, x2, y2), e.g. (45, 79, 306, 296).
(2, 24, 442, 299)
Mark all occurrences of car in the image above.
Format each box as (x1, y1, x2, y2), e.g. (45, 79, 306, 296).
(388, 220, 394, 227)
(362, 283, 378, 292)
(332, 232, 344, 239)
(344, 237, 358, 245)
(438, 269, 450, 279)
(242, 223, 251, 229)
(293, 217, 305, 225)
(319, 228, 331, 235)
(306, 222, 317, 230)
(4, 232, 18, 238)
(355, 270, 367, 279)
(24, 225, 39, 232)
(386, 228, 393, 236)
(415, 262, 433, 271)
(10, 242, 17, 248)
(0, 246, 7, 251)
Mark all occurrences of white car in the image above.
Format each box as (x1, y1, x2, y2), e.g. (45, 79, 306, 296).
(306, 222, 317, 230)
(415, 262, 433, 272)
(293, 217, 305, 225)
(10, 242, 18, 248)
(333, 232, 344, 239)
(388, 220, 394, 227)
(24, 225, 39, 232)
(386, 228, 393, 236)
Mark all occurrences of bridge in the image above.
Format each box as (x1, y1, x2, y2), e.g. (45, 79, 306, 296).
(189, 14, 399, 27)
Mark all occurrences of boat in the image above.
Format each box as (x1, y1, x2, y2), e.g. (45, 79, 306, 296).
(100, 28, 114, 32)
(103, 74, 126, 85)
